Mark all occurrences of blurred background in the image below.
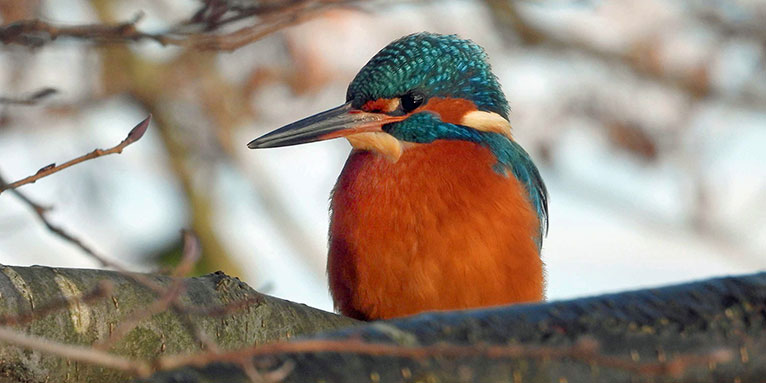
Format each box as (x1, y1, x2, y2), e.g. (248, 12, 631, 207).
(0, 0, 764, 312)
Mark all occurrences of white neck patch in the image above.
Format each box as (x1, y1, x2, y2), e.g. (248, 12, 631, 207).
(460, 110, 513, 139)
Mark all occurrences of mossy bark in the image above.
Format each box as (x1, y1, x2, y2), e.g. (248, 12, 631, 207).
(0, 264, 357, 383)
(147, 272, 766, 383)
(0, 265, 764, 383)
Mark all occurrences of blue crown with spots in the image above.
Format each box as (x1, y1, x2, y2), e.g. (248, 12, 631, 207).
(346, 33, 510, 119)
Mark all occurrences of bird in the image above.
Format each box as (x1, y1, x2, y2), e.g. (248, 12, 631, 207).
(248, 32, 548, 321)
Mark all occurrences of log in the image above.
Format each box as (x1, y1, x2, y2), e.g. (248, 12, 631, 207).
(0, 264, 763, 383)
(0, 264, 357, 383)
(145, 272, 766, 383)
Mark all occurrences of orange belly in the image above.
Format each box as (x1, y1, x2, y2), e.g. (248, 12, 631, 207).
(328, 140, 543, 320)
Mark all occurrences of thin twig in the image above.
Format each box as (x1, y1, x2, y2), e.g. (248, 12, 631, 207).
(241, 359, 265, 383)
(0, 114, 151, 194)
(174, 230, 202, 277)
(258, 360, 295, 383)
(186, 0, 338, 51)
(1, 172, 166, 294)
(0, 325, 151, 376)
(0, 280, 113, 326)
(0, 172, 128, 270)
(95, 281, 186, 351)
(3, 175, 250, 344)
(167, 230, 220, 352)
(96, 231, 201, 351)
(0, 14, 163, 47)
(486, 1, 766, 110)
(156, 337, 734, 378)
(0, 0, 361, 50)
(170, 300, 221, 353)
(0, 87, 58, 105)
(188, 11, 311, 51)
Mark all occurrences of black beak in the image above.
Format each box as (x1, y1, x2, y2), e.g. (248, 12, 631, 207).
(248, 102, 402, 149)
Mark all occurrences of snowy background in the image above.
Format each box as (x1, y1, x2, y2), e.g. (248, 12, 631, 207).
(0, 0, 764, 313)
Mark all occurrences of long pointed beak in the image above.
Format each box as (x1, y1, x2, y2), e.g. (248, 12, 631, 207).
(247, 102, 403, 149)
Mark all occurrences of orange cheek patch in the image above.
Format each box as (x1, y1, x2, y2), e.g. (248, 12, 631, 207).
(418, 98, 478, 124)
(362, 98, 400, 113)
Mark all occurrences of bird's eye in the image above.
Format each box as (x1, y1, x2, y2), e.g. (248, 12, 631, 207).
(400, 91, 425, 113)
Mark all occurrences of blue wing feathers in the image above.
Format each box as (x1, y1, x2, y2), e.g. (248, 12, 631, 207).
(488, 137, 549, 248)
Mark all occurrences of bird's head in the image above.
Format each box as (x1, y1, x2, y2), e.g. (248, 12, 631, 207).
(249, 32, 549, 241)
(248, 32, 513, 161)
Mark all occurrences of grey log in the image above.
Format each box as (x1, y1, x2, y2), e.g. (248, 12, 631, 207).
(0, 265, 358, 383)
(146, 272, 766, 383)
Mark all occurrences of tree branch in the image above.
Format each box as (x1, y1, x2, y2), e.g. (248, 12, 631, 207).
(155, 337, 733, 378)
(0, 280, 113, 326)
(0, 265, 358, 382)
(146, 272, 766, 383)
(94, 231, 201, 351)
(0, 265, 761, 382)
(0, 87, 58, 105)
(0, 326, 150, 376)
(0, 114, 151, 194)
(0, 0, 361, 51)
(484, 0, 766, 110)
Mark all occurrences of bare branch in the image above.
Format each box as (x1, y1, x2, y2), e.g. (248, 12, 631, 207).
(3, 171, 252, 342)
(0, 326, 151, 376)
(155, 337, 733, 378)
(0, 172, 167, 296)
(3, 177, 250, 358)
(95, 278, 186, 351)
(162, 231, 221, 353)
(0, 14, 162, 47)
(183, 10, 312, 52)
(145, 272, 764, 382)
(95, 230, 202, 351)
(0, 174, 125, 270)
(174, 230, 203, 277)
(0, 265, 357, 382)
(0, 0, 361, 51)
(0, 87, 58, 105)
(0, 280, 113, 326)
(181, 0, 341, 51)
(485, 1, 766, 110)
(0, 266, 758, 382)
(695, 7, 766, 44)
(0, 114, 151, 194)
(170, 301, 221, 353)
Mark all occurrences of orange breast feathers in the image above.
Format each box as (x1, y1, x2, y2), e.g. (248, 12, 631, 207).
(328, 140, 544, 320)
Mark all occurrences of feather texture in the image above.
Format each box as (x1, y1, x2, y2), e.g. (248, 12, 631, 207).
(329, 140, 544, 320)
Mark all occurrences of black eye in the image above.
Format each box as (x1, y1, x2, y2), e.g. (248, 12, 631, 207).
(401, 91, 425, 113)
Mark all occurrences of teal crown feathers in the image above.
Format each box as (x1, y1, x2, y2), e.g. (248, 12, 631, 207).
(347, 33, 510, 119)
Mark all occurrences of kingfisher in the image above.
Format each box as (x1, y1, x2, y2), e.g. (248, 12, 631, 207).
(248, 33, 548, 321)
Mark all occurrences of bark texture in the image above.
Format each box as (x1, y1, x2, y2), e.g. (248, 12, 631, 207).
(0, 264, 357, 383)
(146, 272, 766, 383)
(0, 264, 764, 383)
